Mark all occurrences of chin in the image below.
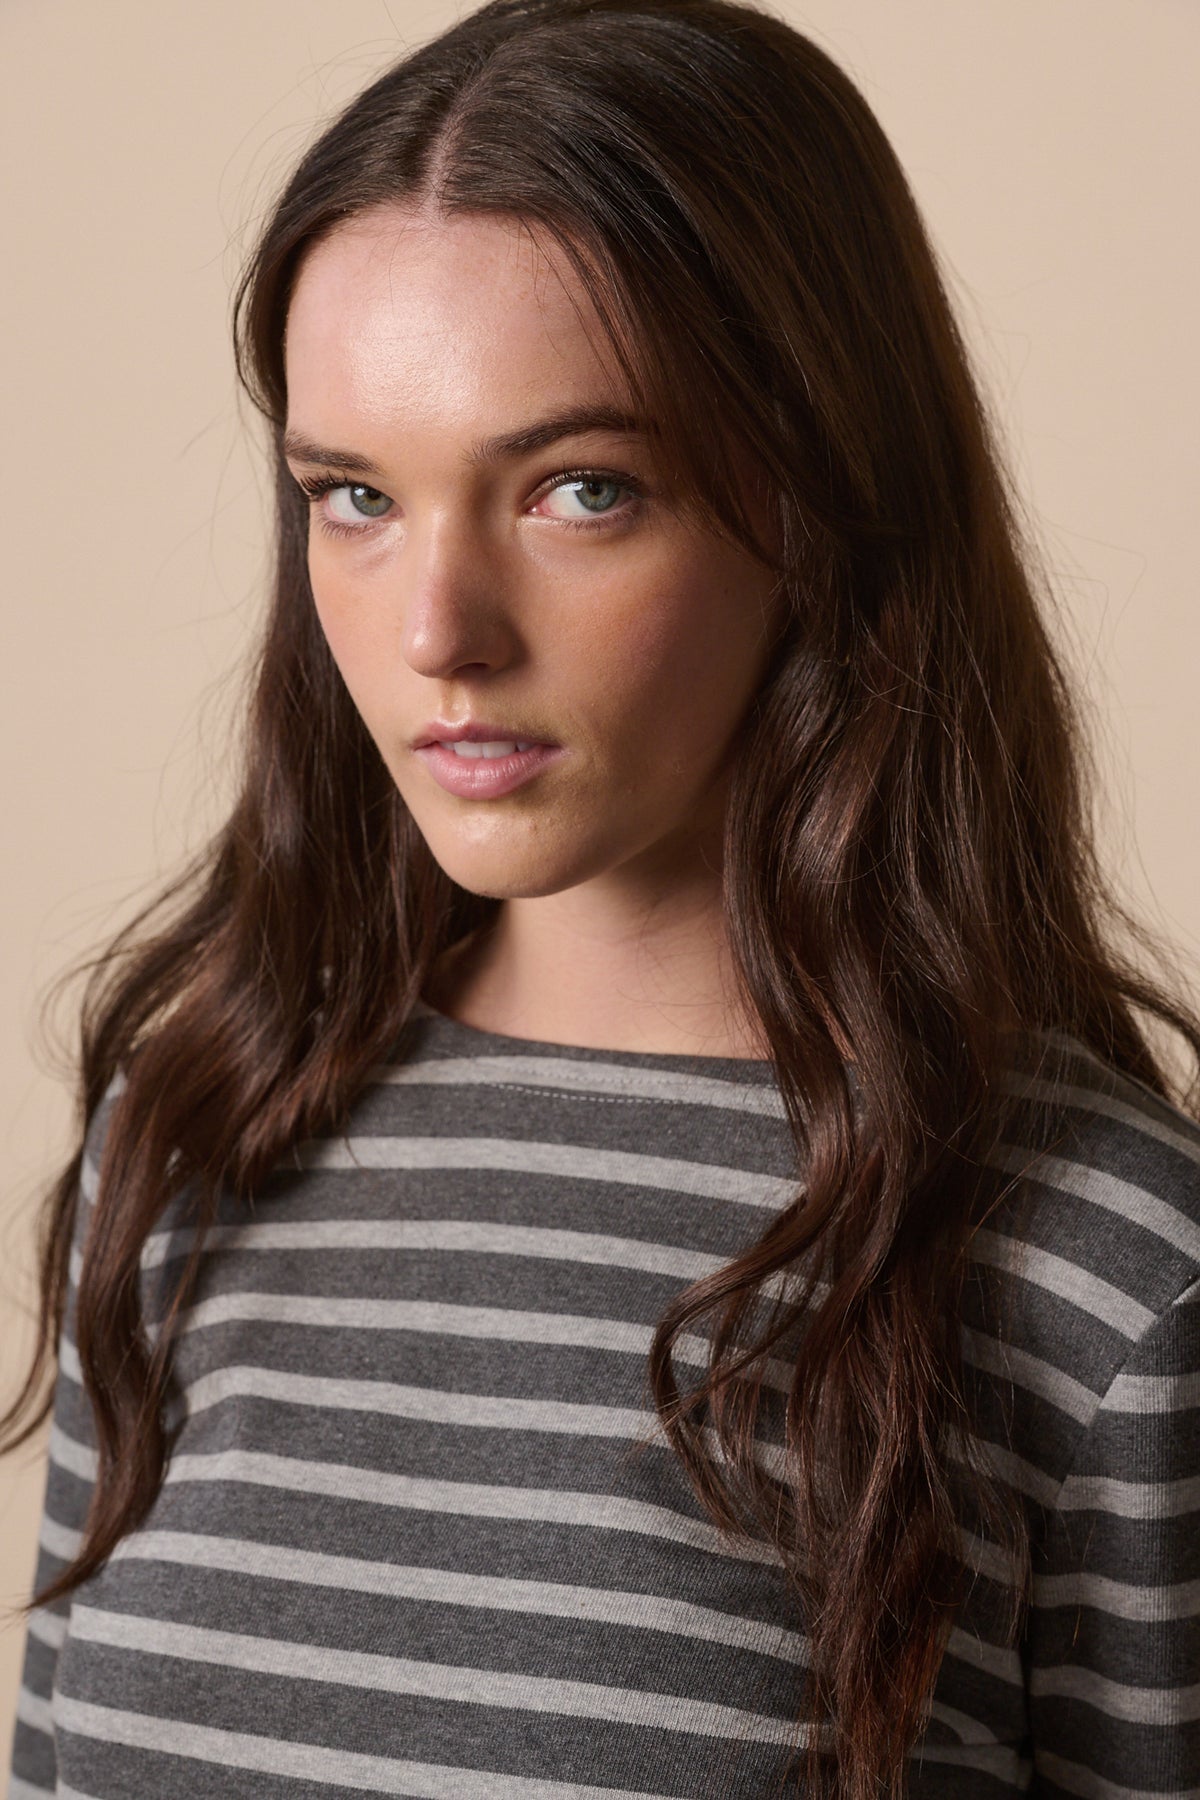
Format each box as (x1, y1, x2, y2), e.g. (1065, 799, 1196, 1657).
(419, 835, 599, 902)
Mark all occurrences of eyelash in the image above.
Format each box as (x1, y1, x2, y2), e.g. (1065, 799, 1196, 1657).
(294, 466, 645, 540)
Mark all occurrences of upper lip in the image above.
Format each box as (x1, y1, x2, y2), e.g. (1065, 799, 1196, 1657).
(413, 720, 556, 749)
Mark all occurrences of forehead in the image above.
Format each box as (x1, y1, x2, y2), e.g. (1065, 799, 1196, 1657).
(284, 205, 626, 433)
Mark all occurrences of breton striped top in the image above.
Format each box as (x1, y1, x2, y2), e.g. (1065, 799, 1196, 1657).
(9, 1000, 1200, 1798)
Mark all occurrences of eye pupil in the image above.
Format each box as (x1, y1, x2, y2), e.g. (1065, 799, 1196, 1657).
(349, 484, 391, 518)
(575, 479, 619, 513)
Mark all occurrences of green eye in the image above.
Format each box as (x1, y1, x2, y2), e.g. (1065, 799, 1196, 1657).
(540, 468, 643, 529)
(343, 484, 392, 519)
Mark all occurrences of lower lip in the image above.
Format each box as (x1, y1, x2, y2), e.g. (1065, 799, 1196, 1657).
(414, 742, 564, 798)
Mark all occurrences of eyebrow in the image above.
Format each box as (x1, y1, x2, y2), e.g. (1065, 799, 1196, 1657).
(281, 404, 656, 477)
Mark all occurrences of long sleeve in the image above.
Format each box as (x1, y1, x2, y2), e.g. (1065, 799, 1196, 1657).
(8, 1082, 117, 1798)
(1026, 1269, 1200, 1796)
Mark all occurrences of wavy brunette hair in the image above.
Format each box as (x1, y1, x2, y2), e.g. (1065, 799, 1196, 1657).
(5, 1, 1199, 1794)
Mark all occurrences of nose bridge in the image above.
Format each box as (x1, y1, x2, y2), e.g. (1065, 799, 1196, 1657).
(399, 503, 510, 677)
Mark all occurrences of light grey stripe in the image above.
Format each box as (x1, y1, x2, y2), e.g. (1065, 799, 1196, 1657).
(370, 1050, 788, 1118)
(66, 1604, 816, 1747)
(14, 1682, 52, 1736)
(131, 1218, 731, 1280)
(178, 1290, 798, 1394)
(946, 1431, 1062, 1506)
(47, 1406, 94, 1477)
(25, 1608, 67, 1652)
(1001, 1073, 1200, 1168)
(1058, 1471, 1200, 1519)
(179, 1363, 790, 1480)
(63, 1436, 784, 1567)
(1031, 1661, 1200, 1724)
(988, 1143, 1200, 1263)
(294, 1134, 798, 1211)
(107, 1527, 807, 1664)
(183, 1362, 663, 1443)
(50, 1691, 679, 1800)
(943, 1626, 1023, 1688)
(1034, 1748, 1200, 1800)
(39, 1509, 83, 1562)
(1102, 1368, 1200, 1413)
(1034, 1570, 1200, 1622)
(969, 1228, 1155, 1339)
(957, 1528, 1021, 1586)
(961, 1325, 1099, 1424)
(920, 1699, 997, 1746)
(9, 1777, 61, 1800)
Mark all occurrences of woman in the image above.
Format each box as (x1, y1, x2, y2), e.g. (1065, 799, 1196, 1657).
(6, 0, 1199, 1795)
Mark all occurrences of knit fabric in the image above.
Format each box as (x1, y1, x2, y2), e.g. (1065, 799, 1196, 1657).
(10, 1002, 1200, 1796)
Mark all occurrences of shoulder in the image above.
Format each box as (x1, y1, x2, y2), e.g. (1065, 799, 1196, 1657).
(988, 1029, 1200, 1308)
(961, 1031, 1200, 1500)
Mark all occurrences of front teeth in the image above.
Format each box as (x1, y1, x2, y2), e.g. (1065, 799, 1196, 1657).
(446, 740, 536, 758)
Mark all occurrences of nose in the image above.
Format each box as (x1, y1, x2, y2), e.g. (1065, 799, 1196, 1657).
(398, 511, 518, 680)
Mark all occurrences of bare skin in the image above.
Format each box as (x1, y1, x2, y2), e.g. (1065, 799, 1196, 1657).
(284, 201, 784, 1058)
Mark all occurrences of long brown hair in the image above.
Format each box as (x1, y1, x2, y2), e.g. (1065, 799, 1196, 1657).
(4, 2, 1198, 1794)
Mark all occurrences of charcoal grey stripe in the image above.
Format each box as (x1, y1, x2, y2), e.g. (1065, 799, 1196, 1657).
(175, 1291, 798, 1393)
(106, 1527, 808, 1662)
(988, 1145, 1200, 1262)
(1034, 1571, 1200, 1622)
(177, 1364, 791, 1480)
(1030, 1663, 1200, 1724)
(370, 1051, 789, 1119)
(61, 1442, 787, 1566)
(50, 1692, 679, 1799)
(902, 1743, 1031, 1782)
(66, 1606, 817, 1747)
(295, 1134, 798, 1210)
(1001, 1074, 1200, 1168)
(54, 1439, 786, 1566)
(961, 1325, 1099, 1423)
(969, 1229, 1156, 1338)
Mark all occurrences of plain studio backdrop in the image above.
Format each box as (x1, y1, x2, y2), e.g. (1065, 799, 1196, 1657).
(1, 0, 1197, 1761)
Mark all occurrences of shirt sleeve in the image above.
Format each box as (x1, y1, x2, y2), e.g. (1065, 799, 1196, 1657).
(7, 1081, 119, 1799)
(1025, 1268, 1200, 1797)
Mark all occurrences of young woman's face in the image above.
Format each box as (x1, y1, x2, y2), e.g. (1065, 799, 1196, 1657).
(284, 203, 783, 905)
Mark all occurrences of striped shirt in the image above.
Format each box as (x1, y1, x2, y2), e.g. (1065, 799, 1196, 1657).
(9, 1001, 1200, 1798)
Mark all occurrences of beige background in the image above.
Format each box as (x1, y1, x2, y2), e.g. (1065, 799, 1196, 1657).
(2, 0, 1197, 1769)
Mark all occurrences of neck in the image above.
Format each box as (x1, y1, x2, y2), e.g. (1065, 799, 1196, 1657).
(424, 874, 771, 1061)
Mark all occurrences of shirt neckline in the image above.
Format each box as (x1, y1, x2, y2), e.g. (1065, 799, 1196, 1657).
(405, 996, 781, 1082)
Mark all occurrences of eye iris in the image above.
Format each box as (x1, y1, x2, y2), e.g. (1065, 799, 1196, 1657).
(573, 479, 620, 514)
(349, 484, 390, 517)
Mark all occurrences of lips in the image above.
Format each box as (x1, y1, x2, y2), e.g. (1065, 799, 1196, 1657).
(415, 740, 564, 799)
(412, 720, 556, 750)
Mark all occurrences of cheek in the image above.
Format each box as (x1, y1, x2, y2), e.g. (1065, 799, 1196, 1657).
(308, 554, 386, 704)
(576, 563, 762, 744)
